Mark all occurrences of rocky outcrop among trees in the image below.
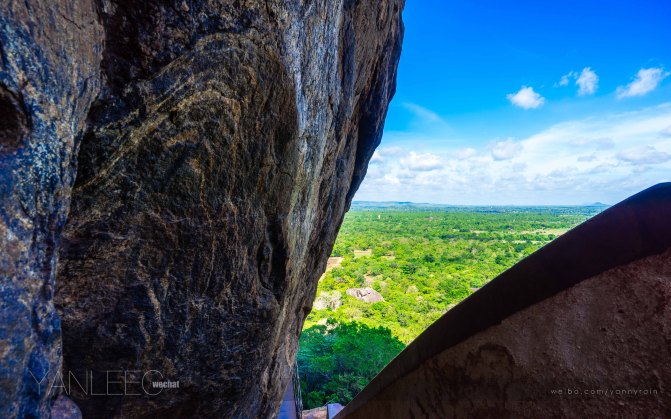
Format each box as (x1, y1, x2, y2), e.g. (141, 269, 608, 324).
(346, 288, 385, 303)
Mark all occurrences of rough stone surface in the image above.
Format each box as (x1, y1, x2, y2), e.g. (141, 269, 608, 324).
(341, 249, 671, 419)
(0, 0, 403, 417)
(346, 287, 384, 303)
(313, 291, 343, 311)
(303, 406, 327, 419)
(0, 1, 103, 417)
(43, 1, 404, 418)
(49, 395, 82, 419)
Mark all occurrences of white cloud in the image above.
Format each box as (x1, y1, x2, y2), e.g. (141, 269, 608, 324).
(557, 67, 598, 95)
(457, 148, 477, 159)
(401, 102, 446, 124)
(400, 152, 442, 171)
(617, 67, 670, 99)
(382, 174, 401, 186)
(491, 139, 522, 161)
(570, 137, 614, 150)
(660, 126, 671, 137)
(576, 67, 599, 96)
(557, 71, 575, 87)
(371, 147, 406, 163)
(507, 86, 545, 109)
(617, 145, 670, 164)
(357, 104, 671, 205)
(577, 154, 596, 162)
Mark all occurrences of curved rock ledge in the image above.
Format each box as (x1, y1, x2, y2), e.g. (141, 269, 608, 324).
(338, 183, 671, 418)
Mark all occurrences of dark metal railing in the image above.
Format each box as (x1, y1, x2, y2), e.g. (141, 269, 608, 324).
(291, 362, 303, 419)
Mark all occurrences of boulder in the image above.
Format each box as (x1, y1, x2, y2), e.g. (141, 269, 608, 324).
(50, 0, 401, 417)
(0, 0, 403, 417)
(313, 291, 343, 311)
(346, 287, 385, 303)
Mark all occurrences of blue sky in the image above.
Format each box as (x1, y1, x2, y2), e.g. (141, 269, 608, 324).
(356, 0, 671, 205)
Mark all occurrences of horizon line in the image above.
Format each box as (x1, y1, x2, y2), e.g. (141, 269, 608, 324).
(351, 200, 611, 207)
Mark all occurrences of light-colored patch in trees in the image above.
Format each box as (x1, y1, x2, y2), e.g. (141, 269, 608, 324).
(353, 249, 372, 258)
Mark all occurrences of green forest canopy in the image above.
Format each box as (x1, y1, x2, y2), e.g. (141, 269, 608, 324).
(298, 204, 603, 409)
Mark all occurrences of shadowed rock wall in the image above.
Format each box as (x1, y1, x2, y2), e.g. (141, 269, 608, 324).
(55, 1, 404, 418)
(0, 1, 102, 417)
(0, 1, 404, 417)
(341, 249, 671, 418)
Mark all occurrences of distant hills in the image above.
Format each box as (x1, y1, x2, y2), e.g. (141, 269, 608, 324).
(352, 201, 447, 208)
(351, 201, 610, 210)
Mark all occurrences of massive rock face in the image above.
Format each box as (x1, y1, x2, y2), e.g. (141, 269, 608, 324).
(0, 2, 102, 417)
(0, 0, 403, 417)
(55, 1, 402, 418)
